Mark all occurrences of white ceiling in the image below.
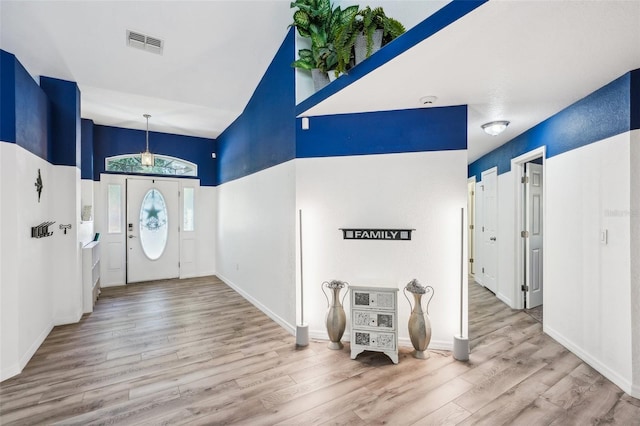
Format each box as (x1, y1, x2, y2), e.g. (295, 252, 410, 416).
(1, 1, 639, 163)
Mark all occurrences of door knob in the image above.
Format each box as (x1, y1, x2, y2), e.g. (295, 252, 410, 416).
(490, 237, 496, 241)
(128, 235, 136, 239)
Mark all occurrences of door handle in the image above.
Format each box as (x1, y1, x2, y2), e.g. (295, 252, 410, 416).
(128, 235, 137, 239)
(490, 237, 496, 241)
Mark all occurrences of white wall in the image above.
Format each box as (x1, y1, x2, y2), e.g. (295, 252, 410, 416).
(51, 166, 83, 325)
(296, 151, 468, 350)
(1, 142, 54, 380)
(216, 161, 297, 331)
(544, 133, 633, 396)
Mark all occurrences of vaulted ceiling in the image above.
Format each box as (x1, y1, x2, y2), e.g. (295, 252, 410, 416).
(2, 0, 639, 163)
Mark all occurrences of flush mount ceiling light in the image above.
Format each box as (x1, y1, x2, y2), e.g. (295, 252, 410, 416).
(481, 120, 510, 136)
(141, 114, 155, 167)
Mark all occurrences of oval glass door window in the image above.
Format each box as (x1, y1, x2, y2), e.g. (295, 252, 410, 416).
(139, 189, 169, 260)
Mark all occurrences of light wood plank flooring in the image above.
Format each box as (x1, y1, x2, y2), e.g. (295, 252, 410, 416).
(1, 276, 638, 425)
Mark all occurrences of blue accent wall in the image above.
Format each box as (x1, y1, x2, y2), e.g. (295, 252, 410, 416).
(469, 70, 637, 181)
(216, 28, 296, 185)
(296, 105, 467, 158)
(92, 124, 216, 186)
(40, 77, 80, 167)
(0, 50, 49, 159)
(0, 50, 17, 143)
(81, 119, 94, 180)
(631, 69, 640, 131)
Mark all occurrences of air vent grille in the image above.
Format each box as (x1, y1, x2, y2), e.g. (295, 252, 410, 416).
(127, 30, 164, 55)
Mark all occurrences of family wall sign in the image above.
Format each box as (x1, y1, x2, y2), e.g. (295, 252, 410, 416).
(341, 229, 414, 241)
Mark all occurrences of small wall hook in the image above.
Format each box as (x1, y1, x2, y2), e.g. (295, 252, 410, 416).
(59, 224, 72, 235)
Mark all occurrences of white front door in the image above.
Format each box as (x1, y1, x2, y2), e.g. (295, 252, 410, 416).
(525, 163, 543, 308)
(126, 178, 180, 283)
(481, 168, 498, 293)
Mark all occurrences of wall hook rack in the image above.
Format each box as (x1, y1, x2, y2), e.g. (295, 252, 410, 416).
(31, 221, 55, 238)
(59, 224, 72, 234)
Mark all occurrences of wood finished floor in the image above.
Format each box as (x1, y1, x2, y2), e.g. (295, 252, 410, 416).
(1, 276, 638, 425)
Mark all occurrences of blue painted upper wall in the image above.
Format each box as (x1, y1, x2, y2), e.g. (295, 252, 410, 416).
(216, 28, 296, 185)
(1, 50, 49, 158)
(0, 50, 17, 143)
(92, 124, 217, 186)
(297, 105, 467, 158)
(468, 70, 638, 181)
(40, 76, 81, 167)
(81, 119, 94, 180)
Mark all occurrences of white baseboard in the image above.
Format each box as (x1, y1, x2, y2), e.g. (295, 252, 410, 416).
(0, 364, 21, 382)
(545, 324, 636, 398)
(54, 311, 83, 326)
(496, 292, 514, 309)
(217, 274, 296, 336)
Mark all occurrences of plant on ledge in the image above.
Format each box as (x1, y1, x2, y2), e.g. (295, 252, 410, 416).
(290, 0, 359, 84)
(354, 6, 405, 64)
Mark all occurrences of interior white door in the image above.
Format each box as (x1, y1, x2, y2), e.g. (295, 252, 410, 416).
(481, 168, 498, 293)
(126, 178, 180, 283)
(525, 162, 543, 308)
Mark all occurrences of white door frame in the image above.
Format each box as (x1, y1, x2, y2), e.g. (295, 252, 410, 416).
(467, 176, 476, 278)
(511, 146, 546, 310)
(98, 173, 201, 287)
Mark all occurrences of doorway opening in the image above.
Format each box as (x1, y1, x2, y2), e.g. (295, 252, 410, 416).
(512, 147, 545, 320)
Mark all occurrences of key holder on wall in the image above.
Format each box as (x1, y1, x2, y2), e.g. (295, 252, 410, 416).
(31, 221, 55, 238)
(59, 224, 72, 235)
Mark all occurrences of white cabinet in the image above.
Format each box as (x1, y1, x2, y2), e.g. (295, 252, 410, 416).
(350, 286, 399, 364)
(82, 241, 101, 313)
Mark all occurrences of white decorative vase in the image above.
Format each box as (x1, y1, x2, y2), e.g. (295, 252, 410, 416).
(404, 285, 434, 359)
(321, 280, 349, 350)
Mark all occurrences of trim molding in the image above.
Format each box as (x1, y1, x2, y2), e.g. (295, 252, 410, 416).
(545, 324, 635, 398)
(1, 322, 55, 382)
(217, 273, 296, 336)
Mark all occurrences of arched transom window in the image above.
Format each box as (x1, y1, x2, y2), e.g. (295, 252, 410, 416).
(105, 154, 198, 177)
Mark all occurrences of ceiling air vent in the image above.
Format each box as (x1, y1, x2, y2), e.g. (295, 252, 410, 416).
(127, 30, 164, 55)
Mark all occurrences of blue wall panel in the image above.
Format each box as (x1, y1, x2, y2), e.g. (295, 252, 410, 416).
(40, 77, 80, 167)
(13, 54, 49, 159)
(81, 119, 94, 180)
(296, 105, 467, 158)
(631, 69, 640, 131)
(216, 29, 296, 185)
(0, 50, 17, 143)
(469, 71, 634, 181)
(93, 124, 216, 186)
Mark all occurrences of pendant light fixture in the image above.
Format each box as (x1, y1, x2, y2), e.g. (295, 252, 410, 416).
(141, 114, 155, 167)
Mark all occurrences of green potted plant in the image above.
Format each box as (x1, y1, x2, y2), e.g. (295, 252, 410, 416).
(290, 0, 358, 89)
(353, 6, 405, 64)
